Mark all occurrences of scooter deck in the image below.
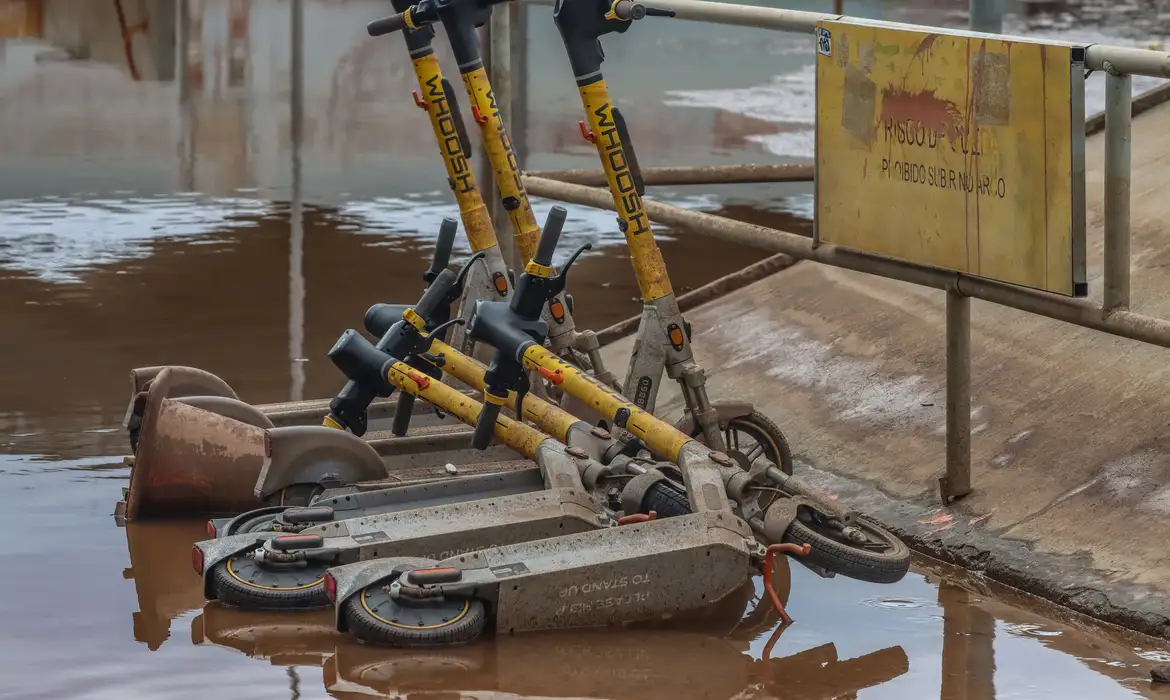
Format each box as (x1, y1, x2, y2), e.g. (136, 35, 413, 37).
(206, 461, 542, 542)
(329, 511, 754, 638)
(195, 485, 605, 601)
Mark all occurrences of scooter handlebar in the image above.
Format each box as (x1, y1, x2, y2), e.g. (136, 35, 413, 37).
(364, 303, 410, 338)
(610, 0, 674, 19)
(425, 217, 458, 283)
(532, 206, 568, 268)
(471, 400, 502, 450)
(554, 0, 675, 78)
(414, 267, 458, 321)
(367, 13, 409, 36)
(328, 330, 395, 389)
(610, 0, 646, 20)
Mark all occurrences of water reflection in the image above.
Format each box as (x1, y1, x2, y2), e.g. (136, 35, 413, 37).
(0, 196, 782, 459)
(124, 519, 210, 651)
(188, 595, 912, 700)
(939, 582, 997, 700)
(115, 511, 1170, 700)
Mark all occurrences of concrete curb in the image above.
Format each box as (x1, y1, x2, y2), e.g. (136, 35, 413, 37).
(795, 460, 1170, 640)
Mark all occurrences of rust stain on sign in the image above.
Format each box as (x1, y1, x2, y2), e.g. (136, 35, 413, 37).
(877, 87, 965, 144)
(912, 34, 939, 64)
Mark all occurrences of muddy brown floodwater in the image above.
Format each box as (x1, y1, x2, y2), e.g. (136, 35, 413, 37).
(3, 0, 1170, 698)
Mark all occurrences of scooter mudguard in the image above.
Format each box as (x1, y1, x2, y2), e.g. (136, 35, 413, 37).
(255, 425, 389, 500)
(128, 377, 269, 520)
(672, 400, 753, 436)
(127, 365, 239, 402)
(178, 396, 275, 429)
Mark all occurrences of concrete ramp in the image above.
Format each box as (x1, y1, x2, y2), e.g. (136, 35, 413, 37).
(603, 100, 1170, 636)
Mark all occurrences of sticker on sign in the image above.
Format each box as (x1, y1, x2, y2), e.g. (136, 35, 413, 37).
(816, 27, 831, 57)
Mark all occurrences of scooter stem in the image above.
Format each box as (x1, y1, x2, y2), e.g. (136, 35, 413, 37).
(553, 0, 676, 304)
(390, 0, 502, 258)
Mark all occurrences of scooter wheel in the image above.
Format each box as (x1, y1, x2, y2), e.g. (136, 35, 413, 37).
(726, 410, 794, 475)
(640, 481, 692, 518)
(783, 516, 910, 585)
(209, 556, 330, 610)
(342, 583, 487, 648)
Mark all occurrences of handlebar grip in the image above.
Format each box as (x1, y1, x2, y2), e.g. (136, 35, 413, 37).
(427, 217, 458, 280)
(367, 14, 408, 36)
(471, 400, 502, 450)
(533, 206, 568, 267)
(613, 1, 646, 20)
(391, 394, 415, 436)
(364, 303, 409, 338)
(414, 268, 458, 321)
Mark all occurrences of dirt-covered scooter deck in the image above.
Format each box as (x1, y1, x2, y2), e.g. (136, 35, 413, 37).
(192, 210, 695, 612)
(317, 206, 908, 647)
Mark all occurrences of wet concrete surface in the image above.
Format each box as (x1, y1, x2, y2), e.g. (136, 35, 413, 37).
(4, 0, 1170, 696)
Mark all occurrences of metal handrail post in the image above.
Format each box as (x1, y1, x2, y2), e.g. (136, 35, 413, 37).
(1104, 67, 1133, 313)
(942, 289, 973, 503)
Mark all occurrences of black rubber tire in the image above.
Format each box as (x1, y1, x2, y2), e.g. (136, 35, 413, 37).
(782, 516, 910, 585)
(209, 559, 330, 611)
(342, 591, 487, 648)
(726, 410, 794, 476)
(641, 481, 692, 518)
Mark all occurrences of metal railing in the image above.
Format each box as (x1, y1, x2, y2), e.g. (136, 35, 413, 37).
(497, 0, 1170, 503)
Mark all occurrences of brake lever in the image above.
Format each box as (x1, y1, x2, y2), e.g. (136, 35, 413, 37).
(514, 371, 532, 424)
(426, 317, 466, 340)
(396, 318, 465, 364)
(455, 251, 487, 286)
(451, 250, 488, 299)
(550, 243, 592, 292)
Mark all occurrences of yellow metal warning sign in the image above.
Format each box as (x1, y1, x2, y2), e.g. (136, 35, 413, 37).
(814, 20, 1087, 296)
